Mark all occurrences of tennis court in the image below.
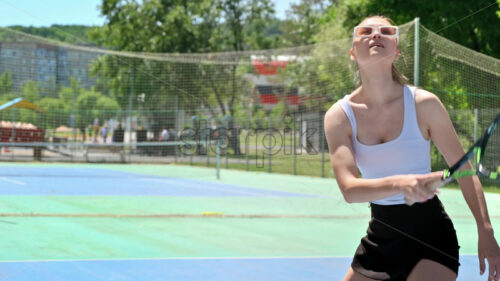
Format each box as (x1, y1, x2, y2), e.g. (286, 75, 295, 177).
(0, 163, 497, 280)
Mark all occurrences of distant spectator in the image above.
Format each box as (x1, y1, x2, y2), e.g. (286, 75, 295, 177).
(101, 124, 108, 143)
(80, 124, 86, 142)
(113, 123, 124, 143)
(92, 118, 99, 143)
(168, 128, 177, 141)
(160, 128, 169, 141)
(87, 124, 92, 139)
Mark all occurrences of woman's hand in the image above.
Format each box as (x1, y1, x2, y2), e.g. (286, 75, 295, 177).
(478, 229, 500, 281)
(395, 171, 443, 204)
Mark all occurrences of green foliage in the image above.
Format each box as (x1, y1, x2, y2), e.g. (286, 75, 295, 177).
(97, 95, 120, 119)
(279, 34, 355, 113)
(313, 0, 500, 112)
(269, 100, 287, 128)
(88, 0, 277, 131)
(0, 76, 120, 130)
(39, 97, 66, 129)
(232, 103, 249, 126)
(250, 107, 268, 130)
(276, 1, 354, 113)
(76, 87, 119, 128)
(21, 81, 40, 102)
(279, 0, 332, 46)
(18, 82, 41, 124)
(90, 0, 277, 53)
(215, 0, 278, 51)
(327, 0, 500, 59)
(89, 55, 131, 107)
(90, 0, 210, 52)
(0, 93, 17, 106)
(0, 71, 13, 94)
(8, 25, 93, 44)
(316, 2, 351, 41)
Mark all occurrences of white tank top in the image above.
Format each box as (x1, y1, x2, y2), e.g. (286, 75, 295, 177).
(337, 85, 431, 205)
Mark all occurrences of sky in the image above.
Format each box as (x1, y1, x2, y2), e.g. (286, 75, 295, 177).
(0, 0, 297, 27)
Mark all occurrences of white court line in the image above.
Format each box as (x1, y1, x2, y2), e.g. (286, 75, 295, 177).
(0, 177, 25, 186)
(141, 178, 287, 197)
(142, 177, 336, 198)
(0, 254, 480, 264)
(0, 256, 351, 263)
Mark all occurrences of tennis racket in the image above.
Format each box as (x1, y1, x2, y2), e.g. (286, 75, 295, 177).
(405, 112, 500, 206)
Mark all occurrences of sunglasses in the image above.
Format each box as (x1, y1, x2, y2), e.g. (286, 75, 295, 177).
(353, 25, 399, 41)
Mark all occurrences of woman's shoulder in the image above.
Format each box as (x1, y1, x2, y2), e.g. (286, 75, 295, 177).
(411, 86, 448, 119)
(325, 100, 346, 122)
(327, 88, 359, 112)
(411, 86, 443, 107)
(324, 96, 353, 134)
(325, 93, 353, 119)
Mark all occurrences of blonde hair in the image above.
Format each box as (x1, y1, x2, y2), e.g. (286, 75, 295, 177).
(354, 15, 408, 85)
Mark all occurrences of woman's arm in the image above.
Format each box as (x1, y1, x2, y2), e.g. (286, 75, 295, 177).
(324, 103, 439, 203)
(416, 88, 500, 279)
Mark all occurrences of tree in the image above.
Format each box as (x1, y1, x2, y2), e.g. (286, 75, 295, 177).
(277, 1, 354, 114)
(335, 0, 500, 59)
(279, 0, 332, 46)
(312, 0, 499, 167)
(89, 0, 277, 111)
(39, 97, 66, 129)
(89, 0, 225, 53)
(14, 81, 42, 126)
(0, 71, 13, 94)
(215, 0, 277, 51)
(8, 25, 93, 44)
(76, 88, 119, 129)
(209, 0, 276, 153)
(89, 0, 277, 153)
(311, 0, 500, 107)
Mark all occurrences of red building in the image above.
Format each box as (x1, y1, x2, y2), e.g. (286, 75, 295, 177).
(249, 55, 300, 111)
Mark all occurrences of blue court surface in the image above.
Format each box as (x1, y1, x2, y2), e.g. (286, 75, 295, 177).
(0, 166, 317, 197)
(0, 256, 485, 281)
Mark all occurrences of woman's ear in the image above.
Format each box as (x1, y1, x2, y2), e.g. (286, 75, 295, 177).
(394, 49, 400, 61)
(350, 48, 356, 61)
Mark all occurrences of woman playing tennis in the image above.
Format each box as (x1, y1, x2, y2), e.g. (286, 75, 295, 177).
(324, 15, 500, 281)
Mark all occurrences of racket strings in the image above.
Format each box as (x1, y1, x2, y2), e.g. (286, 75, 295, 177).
(482, 120, 500, 179)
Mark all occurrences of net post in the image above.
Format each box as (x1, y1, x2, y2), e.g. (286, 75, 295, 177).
(205, 120, 210, 167)
(245, 119, 249, 171)
(11, 108, 16, 162)
(71, 87, 77, 163)
(225, 133, 229, 169)
(413, 17, 420, 86)
(190, 148, 193, 165)
(320, 112, 325, 178)
(216, 135, 221, 180)
(128, 65, 135, 157)
(206, 138, 209, 167)
(293, 113, 297, 176)
(268, 115, 272, 173)
(474, 108, 478, 142)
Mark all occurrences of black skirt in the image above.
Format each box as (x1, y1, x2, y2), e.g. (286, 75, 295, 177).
(351, 196, 460, 281)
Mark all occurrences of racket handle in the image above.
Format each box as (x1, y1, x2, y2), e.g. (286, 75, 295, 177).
(426, 179, 445, 192)
(404, 178, 445, 206)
